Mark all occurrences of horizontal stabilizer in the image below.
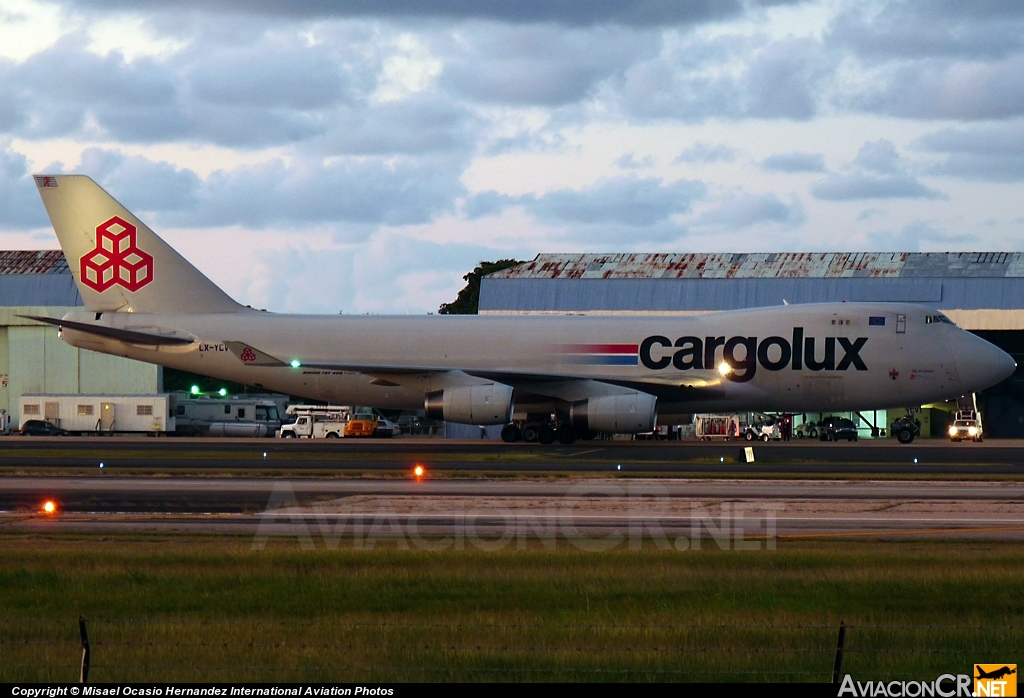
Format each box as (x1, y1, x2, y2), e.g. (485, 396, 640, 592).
(18, 315, 195, 346)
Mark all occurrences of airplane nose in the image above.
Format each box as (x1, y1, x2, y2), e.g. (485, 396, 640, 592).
(950, 330, 1016, 393)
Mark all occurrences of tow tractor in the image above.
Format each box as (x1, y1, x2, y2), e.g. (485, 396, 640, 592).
(890, 415, 921, 444)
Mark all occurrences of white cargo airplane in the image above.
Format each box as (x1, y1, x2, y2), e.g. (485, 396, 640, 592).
(29, 175, 1015, 444)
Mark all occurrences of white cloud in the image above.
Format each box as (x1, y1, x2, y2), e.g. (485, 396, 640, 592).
(811, 140, 945, 201)
(4, 0, 1024, 312)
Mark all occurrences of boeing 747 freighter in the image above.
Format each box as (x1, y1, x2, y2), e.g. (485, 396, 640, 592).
(28, 175, 1015, 444)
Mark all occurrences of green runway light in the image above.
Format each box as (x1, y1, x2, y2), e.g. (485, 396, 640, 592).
(190, 385, 200, 395)
(218, 388, 227, 397)
(290, 359, 301, 368)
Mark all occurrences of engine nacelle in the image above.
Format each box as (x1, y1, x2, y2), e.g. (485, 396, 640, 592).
(570, 392, 657, 434)
(424, 384, 514, 425)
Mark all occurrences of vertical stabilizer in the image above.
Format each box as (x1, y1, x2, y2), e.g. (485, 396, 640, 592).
(34, 174, 242, 314)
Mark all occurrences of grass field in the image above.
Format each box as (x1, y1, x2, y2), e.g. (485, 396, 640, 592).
(2, 534, 1022, 682)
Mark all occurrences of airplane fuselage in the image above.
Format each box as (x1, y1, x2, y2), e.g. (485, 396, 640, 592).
(56, 301, 1009, 422)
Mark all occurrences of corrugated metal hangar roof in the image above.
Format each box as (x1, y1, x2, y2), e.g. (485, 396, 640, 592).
(0, 250, 82, 307)
(489, 252, 1024, 280)
(0, 250, 70, 275)
(480, 253, 1024, 330)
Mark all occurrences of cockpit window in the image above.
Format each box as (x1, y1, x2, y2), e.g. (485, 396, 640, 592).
(925, 315, 955, 325)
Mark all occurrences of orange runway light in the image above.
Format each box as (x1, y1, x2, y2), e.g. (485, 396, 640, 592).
(42, 500, 56, 514)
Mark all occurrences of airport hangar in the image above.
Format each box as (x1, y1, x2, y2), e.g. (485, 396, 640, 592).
(479, 252, 1024, 439)
(0, 250, 159, 425)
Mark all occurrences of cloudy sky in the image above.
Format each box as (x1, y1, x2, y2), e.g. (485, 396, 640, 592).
(1, 0, 1023, 313)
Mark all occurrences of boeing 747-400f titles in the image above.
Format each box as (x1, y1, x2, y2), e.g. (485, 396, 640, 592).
(30, 175, 1016, 444)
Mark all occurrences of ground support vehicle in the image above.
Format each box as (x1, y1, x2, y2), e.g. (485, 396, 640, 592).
(743, 420, 779, 442)
(948, 410, 983, 442)
(890, 415, 921, 444)
(278, 405, 378, 438)
(279, 413, 345, 438)
(19, 393, 175, 435)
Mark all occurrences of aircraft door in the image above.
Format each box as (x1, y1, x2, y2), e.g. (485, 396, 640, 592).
(896, 314, 906, 334)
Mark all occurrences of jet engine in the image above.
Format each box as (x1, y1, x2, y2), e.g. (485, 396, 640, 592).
(424, 383, 514, 425)
(570, 392, 657, 434)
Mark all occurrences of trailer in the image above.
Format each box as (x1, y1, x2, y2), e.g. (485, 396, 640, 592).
(694, 414, 737, 441)
(172, 393, 284, 436)
(19, 394, 176, 435)
(693, 413, 780, 442)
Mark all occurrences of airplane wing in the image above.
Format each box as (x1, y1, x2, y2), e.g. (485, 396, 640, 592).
(222, 343, 725, 403)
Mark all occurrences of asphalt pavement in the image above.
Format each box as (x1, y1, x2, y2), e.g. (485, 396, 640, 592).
(1, 435, 1023, 475)
(4, 476, 1023, 540)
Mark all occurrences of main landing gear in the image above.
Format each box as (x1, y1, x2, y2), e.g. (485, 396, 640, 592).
(500, 421, 593, 445)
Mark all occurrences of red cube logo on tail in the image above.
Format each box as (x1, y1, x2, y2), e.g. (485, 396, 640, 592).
(80, 216, 154, 292)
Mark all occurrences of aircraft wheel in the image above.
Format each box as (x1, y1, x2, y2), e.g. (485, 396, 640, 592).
(500, 425, 520, 443)
(538, 426, 557, 445)
(896, 428, 915, 444)
(556, 425, 577, 445)
(521, 425, 540, 443)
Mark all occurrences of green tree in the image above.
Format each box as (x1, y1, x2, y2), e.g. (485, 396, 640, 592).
(439, 259, 523, 314)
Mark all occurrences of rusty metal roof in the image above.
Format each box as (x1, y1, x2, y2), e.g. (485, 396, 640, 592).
(489, 253, 1024, 280)
(0, 250, 69, 275)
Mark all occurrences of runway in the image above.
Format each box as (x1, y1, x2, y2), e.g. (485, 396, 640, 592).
(2, 436, 1024, 475)
(4, 476, 1024, 540)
